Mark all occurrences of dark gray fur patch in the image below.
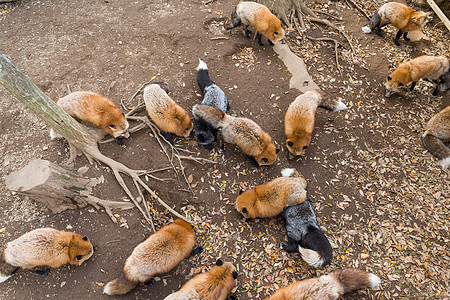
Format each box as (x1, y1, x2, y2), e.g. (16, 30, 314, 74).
(202, 84, 229, 113)
(283, 199, 317, 240)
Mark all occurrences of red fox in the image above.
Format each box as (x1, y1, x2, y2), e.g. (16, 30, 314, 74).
(225, 1, 284, 46)
(164, 259, 238, 300)
(0, 228, 94, 283)
(235, 168, 307, 219)
(266, 268, 381, 300)
(103, 219, 197, 295)
(422, 106, 450, 169)
(50, 91, 130, 144)
(385, 55, 449, 97)
(362, 2, 432, 46)
(192, 104, 279, 166)
(285, 90, 347, 159)
(144, 84, 193, 144)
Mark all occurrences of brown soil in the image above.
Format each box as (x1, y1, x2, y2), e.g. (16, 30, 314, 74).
(0, 0, 448, 299)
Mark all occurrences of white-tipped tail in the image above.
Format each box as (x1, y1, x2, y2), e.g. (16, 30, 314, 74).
(0, 274, 13, 283)
(333, 100, 348, 111)
(103, 282, 112, 295)
(439, 156, 450, 169)
(49, 128, 63, 140)
(368, 273, 381, 288)
(362, 26, 371, 34)
(281, 168, 296, 177)
(197, 59, 208, 71)
(299, 246, 324, 268)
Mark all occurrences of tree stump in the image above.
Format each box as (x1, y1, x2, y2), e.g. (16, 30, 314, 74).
(5, 159, 134, 221)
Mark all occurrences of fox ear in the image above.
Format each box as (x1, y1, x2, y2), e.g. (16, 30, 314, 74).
(216, 259, 224, 266)
(239, 189, 244, 195)
(387, 76, 392, 81)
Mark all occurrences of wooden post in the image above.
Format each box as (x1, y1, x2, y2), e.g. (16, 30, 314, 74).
(427, 0, 450, 32)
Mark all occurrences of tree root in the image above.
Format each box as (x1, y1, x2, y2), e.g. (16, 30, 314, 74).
(345, 0, 371, 20)
(307, 36, 345, 76)
(306, 16, 355, 59)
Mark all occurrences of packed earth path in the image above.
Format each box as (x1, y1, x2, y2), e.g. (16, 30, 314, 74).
(0, 0, 449, 299)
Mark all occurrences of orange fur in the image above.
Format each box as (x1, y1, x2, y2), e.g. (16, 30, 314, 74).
(55, 91, 130, 138)
(422, 106, 450, 168)
(285, 90, 347, 159)
(235, 2, 284, 43)
(103, 219, 196, 295)
(235, 172, 307, 219)
(144, 84, 193, 137)
(378, 2, 431, 32)
(266, 269, 380, 300)
(193, 104, 278, 166)
(2, 228, 93, 269)
(164, 261, 237, 300)
(385, 56, 449, 97)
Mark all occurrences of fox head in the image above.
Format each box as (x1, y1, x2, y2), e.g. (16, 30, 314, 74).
(267, 20, 285, 43)
(254, 141, 279, 166)
(173, 107, 194, 137)
(384, 75, 407, 97)
(235, 189, 258, 219)
(68, 234, 94, 266)
(410, 11, 433, 28)
(286, 131, 312, 159)
(101, 107, 130, 140)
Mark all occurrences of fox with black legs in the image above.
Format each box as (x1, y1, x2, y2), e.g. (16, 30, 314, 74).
(385, 55, 449, 97)
(280, 198, 332, 268)
(194, 59, 230, 148)
(422, 106, 450, 169)
(1, 228, 94, 283)
(362, 2, 432, 46)
(144, 84, 193, 144)
(103, 219, 199, 295)
(192, 104, 278, 166)
(225, 1, 284, 46)
(266, 268, 381, 299)
(236, 168, 307, 219)
(164, 259, 238, 300)
(285, 90, 347, 159)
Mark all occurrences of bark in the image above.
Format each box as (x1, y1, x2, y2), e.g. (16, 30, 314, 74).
(5, 159, 134, 217)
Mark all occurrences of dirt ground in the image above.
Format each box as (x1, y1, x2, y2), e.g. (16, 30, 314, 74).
(0, 0, 449, 299)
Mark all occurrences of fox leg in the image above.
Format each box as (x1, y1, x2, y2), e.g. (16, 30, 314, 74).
(161, 131, 174, 145)
(114, 136, 124, 145)
(144, 278, 155, 286)
(280, 236, 298, 252)
(403, 32, 410, 41)
(30, 267, 50, 276)
(247, 155, 260, 167)
(394, 30, 402, 46)
(190, 246, 203, 256)
(432, 85, 440, 96)
(244, 26, 252, 40)
(409, 81, 416, 91)
(256, 33, 264, 46)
